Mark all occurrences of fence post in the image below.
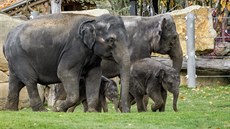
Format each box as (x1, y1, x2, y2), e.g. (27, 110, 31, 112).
(186, 13, 196, 88)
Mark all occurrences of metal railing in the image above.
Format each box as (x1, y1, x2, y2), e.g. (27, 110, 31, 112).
(184, 13, 230, 88)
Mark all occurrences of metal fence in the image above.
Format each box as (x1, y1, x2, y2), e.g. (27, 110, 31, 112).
(184, 13, 230, 88)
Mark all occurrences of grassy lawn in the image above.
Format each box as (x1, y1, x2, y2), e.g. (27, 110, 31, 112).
(0, 85, 229, 129)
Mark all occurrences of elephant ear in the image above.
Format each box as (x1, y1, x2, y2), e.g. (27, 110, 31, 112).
(156, 69, 170, 90)
(155, 69, 165, 84)
(155, 17, 166, 40)
(79, 20, 96, 49)
(150, 18, 166, 51)
(158, 17, 166, 30)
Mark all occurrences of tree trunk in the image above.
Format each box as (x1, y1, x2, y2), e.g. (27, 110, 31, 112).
(130, 0, 137, 15)
(139, 0, 143, 16)
(166, 0, 170, 12)
(185, 0, 188, 7)
(152, 0, 158, 14)
(51, 0, 62, 14)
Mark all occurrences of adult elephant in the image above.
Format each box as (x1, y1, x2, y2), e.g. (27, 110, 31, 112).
(3, 14, 130, 112)
(101, 14, 183, 78)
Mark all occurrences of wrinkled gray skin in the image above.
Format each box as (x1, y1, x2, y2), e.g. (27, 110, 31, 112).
(129, 58, 180, 112)
(54, 76, 119, 112)
(101, 14, 182, 76)
(101, 14, 182, 111)
(3, 14, 130, 112)
(99, 76, 119, 112)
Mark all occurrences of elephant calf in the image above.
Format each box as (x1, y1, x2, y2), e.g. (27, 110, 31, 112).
(55, 76, 119, 112)
(129, 58, 180, 112)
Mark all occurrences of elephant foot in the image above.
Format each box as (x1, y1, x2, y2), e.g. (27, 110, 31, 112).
(4, 106, 18, 111)
(3, 105, 18, 111)
(87, 107, 98, 112)
(159, 105, 166, 112)
(115, 102, 131, 112)
(52, 100, 67, 112)
(137, 108, 147, 112)
(121, 106, 130, 113)
(103, 108, 108, 112)
(5, 102, 19, 111)
(35, 107, 48, 112)
(173, 108, 178, 112)
(52, 106, 63, 112)
(67, 107, 75, 112)
(52, 105, 67, 112)
(31, 103, 48, 112)
(151, 104, 161, 112)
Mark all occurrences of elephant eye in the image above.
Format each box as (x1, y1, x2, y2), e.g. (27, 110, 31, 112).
(106, 37, 115, 43)
(169, 41, 174, 48)
(172, 35, 177, 40)
(158, 30, 162, 35)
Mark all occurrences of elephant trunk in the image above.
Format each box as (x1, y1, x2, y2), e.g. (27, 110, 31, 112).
(119, 56, 130, 113)
(172, 89, 179, 112)
(112, 41, 131, 113)
(169, 35, 183, 72)
(112, 99, 119, 112)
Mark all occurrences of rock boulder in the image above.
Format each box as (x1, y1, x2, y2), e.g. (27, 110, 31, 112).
(0, 83, 30, 110)
(61, 9, 110, 16)
(0, 71, 8, 82)
(0, 14, 25, 72)
(170, 5, 217, 55)
(0, 14, 26, 109)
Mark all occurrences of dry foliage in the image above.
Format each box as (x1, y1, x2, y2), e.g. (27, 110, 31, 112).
(0, 0, 17, 10)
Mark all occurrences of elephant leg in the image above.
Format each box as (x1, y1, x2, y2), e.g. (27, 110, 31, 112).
(143, 95, 149, 111)
(85, 66, 102, 112)
(67, 97, 85, 112)
(100, 94, 108, 112)
(54, 70, 80, 112)
(5, 73, 25, 111)
(67, 106, 76, 112)
(112, 99, 119, 112)
(129, 93, 135, 106)
(97, 101, 102, 112)
(135, 93, 146, 112)
(159, 89, 167, 112)
(118, 93, 133, 112)
(54, 79, 80, 112)
(26, 83, 47, 111)
(149, 91, 164, 112)
(82, 100, 88, 112)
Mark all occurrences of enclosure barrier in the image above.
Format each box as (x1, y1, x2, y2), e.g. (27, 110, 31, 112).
(183, 13, 230, 88)
(186, 13, 196, 88)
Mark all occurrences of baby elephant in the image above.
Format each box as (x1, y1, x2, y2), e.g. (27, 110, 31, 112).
(55, 76, 119, 112)
(129, 58, 180, 112)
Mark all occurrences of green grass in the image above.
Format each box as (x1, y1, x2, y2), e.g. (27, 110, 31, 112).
(0, 85, 229, 129)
